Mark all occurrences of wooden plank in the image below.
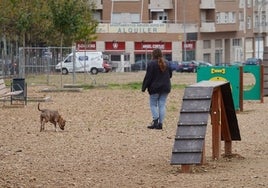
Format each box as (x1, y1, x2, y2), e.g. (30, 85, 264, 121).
(181, 165, 191, 173)
(211, 88, 221, 160)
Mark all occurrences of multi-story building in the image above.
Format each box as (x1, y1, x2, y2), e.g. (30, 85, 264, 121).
(87, 0, 268, 69)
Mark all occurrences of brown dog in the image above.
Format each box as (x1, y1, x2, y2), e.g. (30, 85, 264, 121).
(38, 103, 66, 132)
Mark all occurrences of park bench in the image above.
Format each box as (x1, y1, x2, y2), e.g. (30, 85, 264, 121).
(0, 78, 26, 105)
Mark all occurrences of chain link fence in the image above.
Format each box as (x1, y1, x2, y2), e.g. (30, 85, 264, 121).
(18, 46, 72, 80)
(1, 47, 110, 87)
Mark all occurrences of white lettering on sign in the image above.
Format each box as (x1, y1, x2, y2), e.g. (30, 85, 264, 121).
(142, 44, 165, 50)
(77, 43, 96, 49)
(184, 43, 193, 49)
(182, 42, 196, 50)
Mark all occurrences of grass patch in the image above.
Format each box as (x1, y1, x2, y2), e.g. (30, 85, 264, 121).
(108, 82, 187, 90)
(108, 82, 142, 90)
(172, 84, 187, 89)
(81, 84, 96, 89)
(168, 105, 178, 112)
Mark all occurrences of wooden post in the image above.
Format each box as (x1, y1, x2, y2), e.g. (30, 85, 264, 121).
(211, 88, 221, 160)
(220, 93, 233, 156)
(181, 165, 191, 173)
(239, 66, 244, 111)
(260, 65, 264, 103)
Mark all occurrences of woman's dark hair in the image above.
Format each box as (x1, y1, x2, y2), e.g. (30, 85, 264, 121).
(152, 48, 166, 72)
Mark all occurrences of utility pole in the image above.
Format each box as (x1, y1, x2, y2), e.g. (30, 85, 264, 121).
(183, 0, 187, 61)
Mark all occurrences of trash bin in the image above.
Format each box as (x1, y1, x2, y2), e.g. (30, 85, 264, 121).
(11, 78, 27, 105)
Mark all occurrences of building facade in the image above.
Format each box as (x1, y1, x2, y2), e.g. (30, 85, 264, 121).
(88, 0, 268, 67)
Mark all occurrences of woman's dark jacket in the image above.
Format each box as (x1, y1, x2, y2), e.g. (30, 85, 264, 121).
(142, 60, 172, 95)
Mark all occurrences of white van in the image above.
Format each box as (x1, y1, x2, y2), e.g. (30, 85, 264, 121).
(55, 51, 104, 74)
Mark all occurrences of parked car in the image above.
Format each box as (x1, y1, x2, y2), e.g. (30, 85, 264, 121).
(244, 58, 262, 65)
(230, 61, 243, 66)
(177, 61, 197, 72)
(169, 61, 180, 72)
(131, 60, 147, 71)
(192, 60, 212, 67)
(131, 60, 181, 72)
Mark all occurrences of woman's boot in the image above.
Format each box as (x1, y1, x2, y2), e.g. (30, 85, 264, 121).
(155, 123, 162, 130)
(147, 119, 158, 129)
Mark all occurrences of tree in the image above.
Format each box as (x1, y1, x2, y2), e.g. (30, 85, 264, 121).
(48, 0, 98, 85)
(0, 0, 98, 78)
(48, 0, 98, 47)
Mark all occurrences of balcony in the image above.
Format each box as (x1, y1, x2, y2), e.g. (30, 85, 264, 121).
(200, 0, 215, 9)
(253, 22, 268, 33)
(200, 21, 238, 33)
(215, 23, 238, 32)
(200, 21, 215, 32)
(149, 0, 173, 10)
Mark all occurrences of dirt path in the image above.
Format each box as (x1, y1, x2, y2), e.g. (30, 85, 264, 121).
(0, 72, 267, 187)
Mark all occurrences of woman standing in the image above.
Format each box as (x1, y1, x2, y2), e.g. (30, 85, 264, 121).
(142, 48, 172, 129)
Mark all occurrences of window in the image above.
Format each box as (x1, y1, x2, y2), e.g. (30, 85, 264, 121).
(255, 14, 259, 28)
(65, 56, 72, 62)
(216, 13, 220, 24)
(203, 40, 211, 49)
(239, 0, 245, 8)
(230, 12, 236, 23)
(225, 12, 229, 23)
(261, 12, 266, 26)
(247, 0, 251, 7)
(239, 11, 244, 21)
(247, 16, 251, 29)
(216, 12, 236, 24)
(233, 39, 242, 47)
(93, 11, 102, 22)
(215, 39, 222, 48)
(203, 53, 211, 63)
(124, 54, 130, 61)
(111, 54, 121, 61)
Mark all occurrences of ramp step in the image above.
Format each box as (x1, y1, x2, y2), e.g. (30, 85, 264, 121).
(172, 149, 202, 153)
(177, 122, 207, 126)
(183, 86, 213, 99)
(175, 136, 205, 140)
(171, 153, 202, 165)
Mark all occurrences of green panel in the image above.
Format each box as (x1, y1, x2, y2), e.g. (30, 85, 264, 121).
(197, 66, 240, 110)
(243, 65, 261, 100)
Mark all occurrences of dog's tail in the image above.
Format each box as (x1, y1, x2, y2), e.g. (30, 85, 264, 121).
(38, 102, 42, 111)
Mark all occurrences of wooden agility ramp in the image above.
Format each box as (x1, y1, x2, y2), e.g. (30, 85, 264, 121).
(171, 81, 241, 172)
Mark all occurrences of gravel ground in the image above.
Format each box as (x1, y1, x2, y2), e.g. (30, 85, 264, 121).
(0, 72, 267, 188)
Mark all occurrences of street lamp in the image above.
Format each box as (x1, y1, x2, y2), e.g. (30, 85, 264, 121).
(183, 0, 187, 61)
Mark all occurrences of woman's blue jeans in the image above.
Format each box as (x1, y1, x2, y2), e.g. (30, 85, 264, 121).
(149, 93, 168, 124)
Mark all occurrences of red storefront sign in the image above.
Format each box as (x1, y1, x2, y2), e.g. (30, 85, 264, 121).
(135, 42, 172, 52)
(76, 42, 96, 51)
(105, 41, 125, 51)
(182, 41, 196, 50)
